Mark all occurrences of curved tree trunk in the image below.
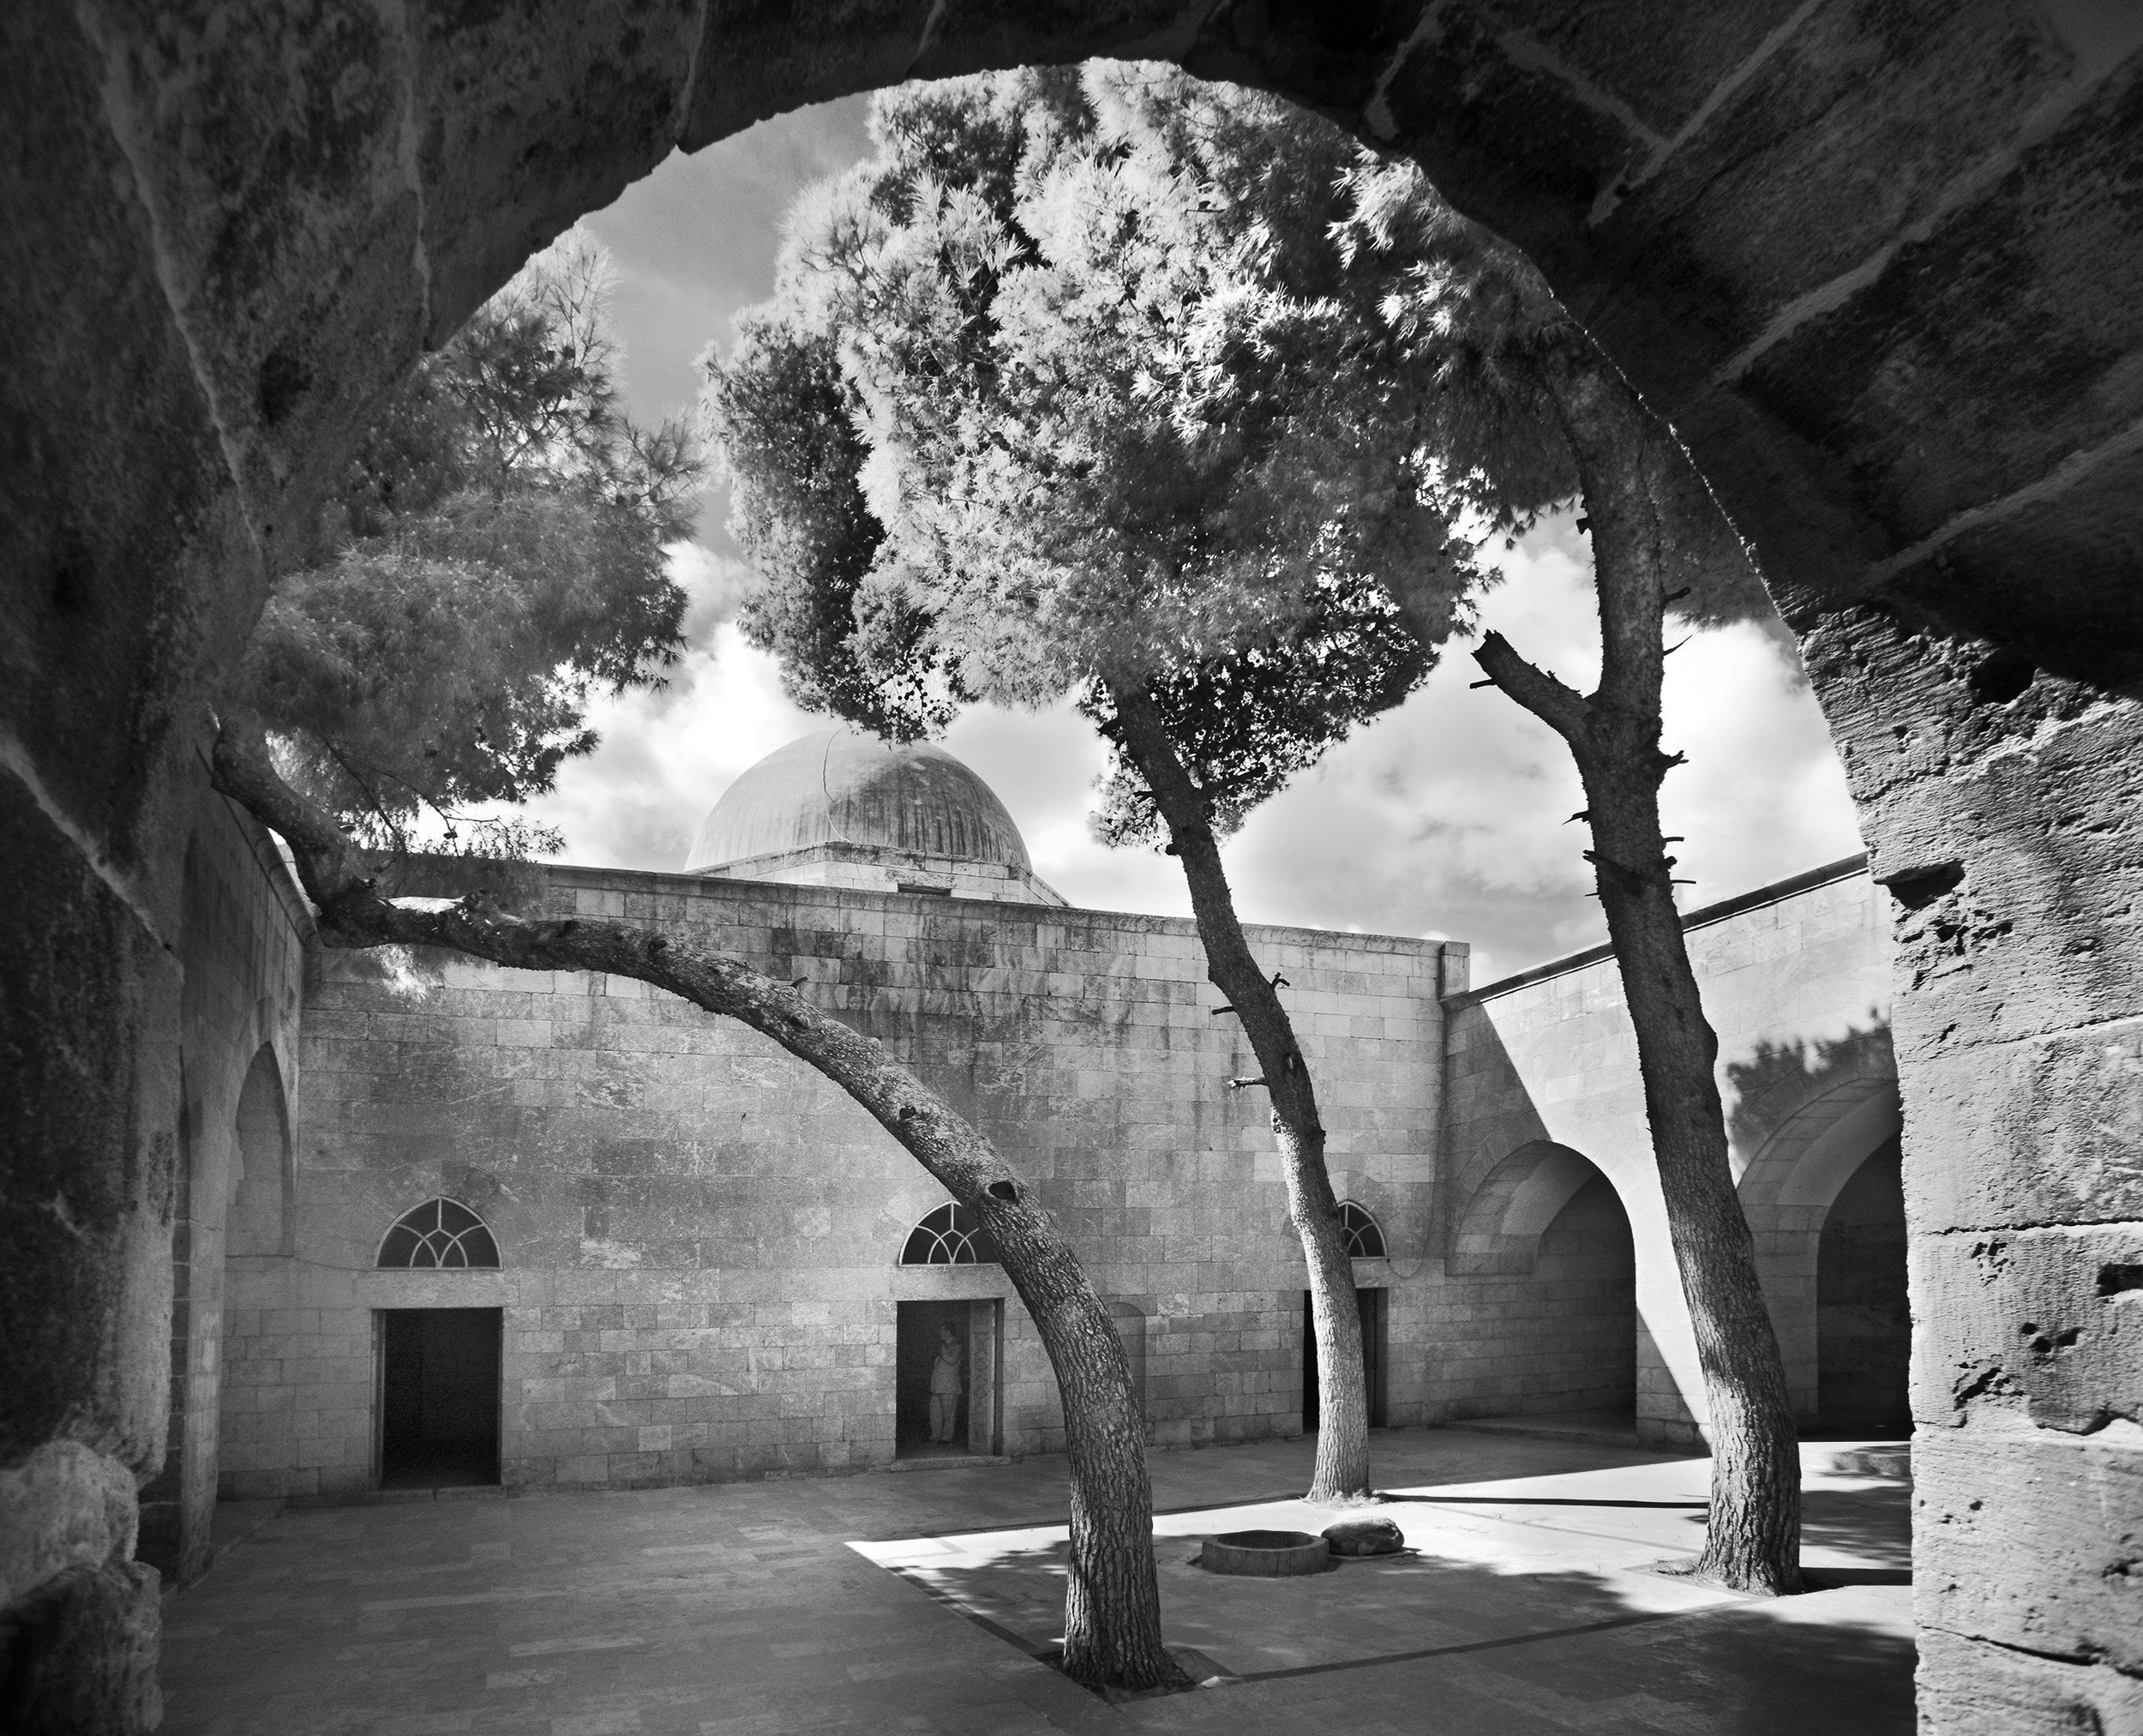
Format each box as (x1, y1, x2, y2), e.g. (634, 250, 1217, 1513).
(1106, 681, 1372, 1502)
(210, 712, 1185, 1689)
(1468, 359, 1802, 1595)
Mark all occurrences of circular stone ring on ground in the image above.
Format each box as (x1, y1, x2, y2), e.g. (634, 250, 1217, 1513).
(1198, 1530, 1332, 1577)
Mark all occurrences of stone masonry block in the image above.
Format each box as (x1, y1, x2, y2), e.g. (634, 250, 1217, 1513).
(1906, 1023, 2143, 1232)
(1916, 1627, 2143, 1735)
(1914, 1224, 2143, 1435)
(1915, 1427, 2142, 1679)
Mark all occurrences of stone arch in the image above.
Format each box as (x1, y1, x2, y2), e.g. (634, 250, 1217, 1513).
(1742, 1079, 1902, 1215)
(1447, 1141, 1638, 1423)
(1450, 1141, 1610, 1276)
(1815, 1134, 1909, 1432)
(227, 1042, 293, 1258)
(1731, 1027, 1900, 1202)
(81, 6, 2142, 688)
(1735, 1071, 1905, 1422)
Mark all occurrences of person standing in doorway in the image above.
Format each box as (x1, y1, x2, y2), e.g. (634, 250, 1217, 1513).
(930, 1323, 965, 1444)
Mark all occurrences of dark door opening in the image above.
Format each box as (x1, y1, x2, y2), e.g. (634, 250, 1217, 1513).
(895, 1299, 1001, 1460)
(379, 1308, 501, 1488)
(1303, 1287, 1386, 1432)
(1818, 1137, 1911, 1432)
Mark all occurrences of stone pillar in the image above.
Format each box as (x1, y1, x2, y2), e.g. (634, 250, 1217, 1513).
(0, 784, 183, 1731)
(1802, 616, 2143, 1728)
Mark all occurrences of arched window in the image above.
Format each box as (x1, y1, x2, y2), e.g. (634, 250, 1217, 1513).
(377, 1198, 500, 1269)
(1339, 1201, 1386, 1259)
(900, 1202, 996, 1265)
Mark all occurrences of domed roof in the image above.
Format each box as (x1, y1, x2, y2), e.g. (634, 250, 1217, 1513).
(687, 729, 1034, 874)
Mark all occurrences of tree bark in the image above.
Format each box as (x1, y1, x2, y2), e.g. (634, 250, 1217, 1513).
(1104, 680, 1372, 1502)
(1468, 358, 1803, 1595)
(210, 710, 1186, 1689)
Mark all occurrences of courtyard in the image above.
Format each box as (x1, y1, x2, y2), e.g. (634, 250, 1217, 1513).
(160, 1426, 1913, 1734)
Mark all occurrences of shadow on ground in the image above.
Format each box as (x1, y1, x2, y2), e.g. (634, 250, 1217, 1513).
(854, 1436, 1918, 1732)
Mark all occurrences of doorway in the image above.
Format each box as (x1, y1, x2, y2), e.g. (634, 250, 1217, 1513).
(378, 1308, 501, 1488)
(895, 1300, 1002, 1460)
(1303, 1287, 1386, 1432)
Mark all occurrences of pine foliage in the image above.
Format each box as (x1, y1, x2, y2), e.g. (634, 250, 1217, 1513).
(243, 229, 706, 854)
(706, 64, 1492, 838)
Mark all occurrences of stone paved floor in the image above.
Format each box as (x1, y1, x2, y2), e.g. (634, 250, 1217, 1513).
(160, 1429, 1914, 1735)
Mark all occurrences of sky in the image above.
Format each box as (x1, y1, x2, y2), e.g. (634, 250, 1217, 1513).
(518, 94, 1865, 989)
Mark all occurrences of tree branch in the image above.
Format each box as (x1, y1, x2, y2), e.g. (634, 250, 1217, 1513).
(212, 706, 1026, 1214)
(1471, 630, 1595, 748)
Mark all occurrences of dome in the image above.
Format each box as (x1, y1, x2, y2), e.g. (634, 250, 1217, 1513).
(687, 729, 1035, 876)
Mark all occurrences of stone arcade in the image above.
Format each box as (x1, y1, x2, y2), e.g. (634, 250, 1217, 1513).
(5, 6, 2140, 1731)
(156, 729, 1900, 1526)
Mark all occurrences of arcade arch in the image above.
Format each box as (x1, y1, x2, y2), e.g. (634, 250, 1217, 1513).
(1736, 1075, 1908, 1427)
(1449, 1143, 1637, 1423)
(227, 1043, 293, 1258)
(1817, 1137, 1910, 1432)
(1450, 1141, 1604, 1276)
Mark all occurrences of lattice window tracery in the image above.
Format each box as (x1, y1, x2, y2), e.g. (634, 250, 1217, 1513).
(900, 1202, 995, 1265)
(376, 1198, 501, 1269)
(1339, 1200, 1387, 1259)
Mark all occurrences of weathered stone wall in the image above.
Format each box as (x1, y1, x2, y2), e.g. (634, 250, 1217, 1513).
(143, 772, 308, 1582)
(9, 4, 2140, 1727)
(245, 868, 1446, 1497)
(0, 755, 304, 1726)
(1442, 857, 1894, 1440)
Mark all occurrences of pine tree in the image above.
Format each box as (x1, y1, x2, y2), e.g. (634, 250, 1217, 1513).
(1339, 154, 1803, 1594)
(707, 65, 1486, 1502)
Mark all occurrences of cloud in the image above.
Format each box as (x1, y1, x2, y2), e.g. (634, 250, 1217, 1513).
(475, 542, 822, 872)
(669, 541, 753, 640)
(585, 96, 873, 431)
(582, 96, 875, 544)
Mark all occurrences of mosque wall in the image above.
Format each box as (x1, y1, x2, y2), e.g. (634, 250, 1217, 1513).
(201, 829, 1903, 1505)
(244, 867, 1450, 1499)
